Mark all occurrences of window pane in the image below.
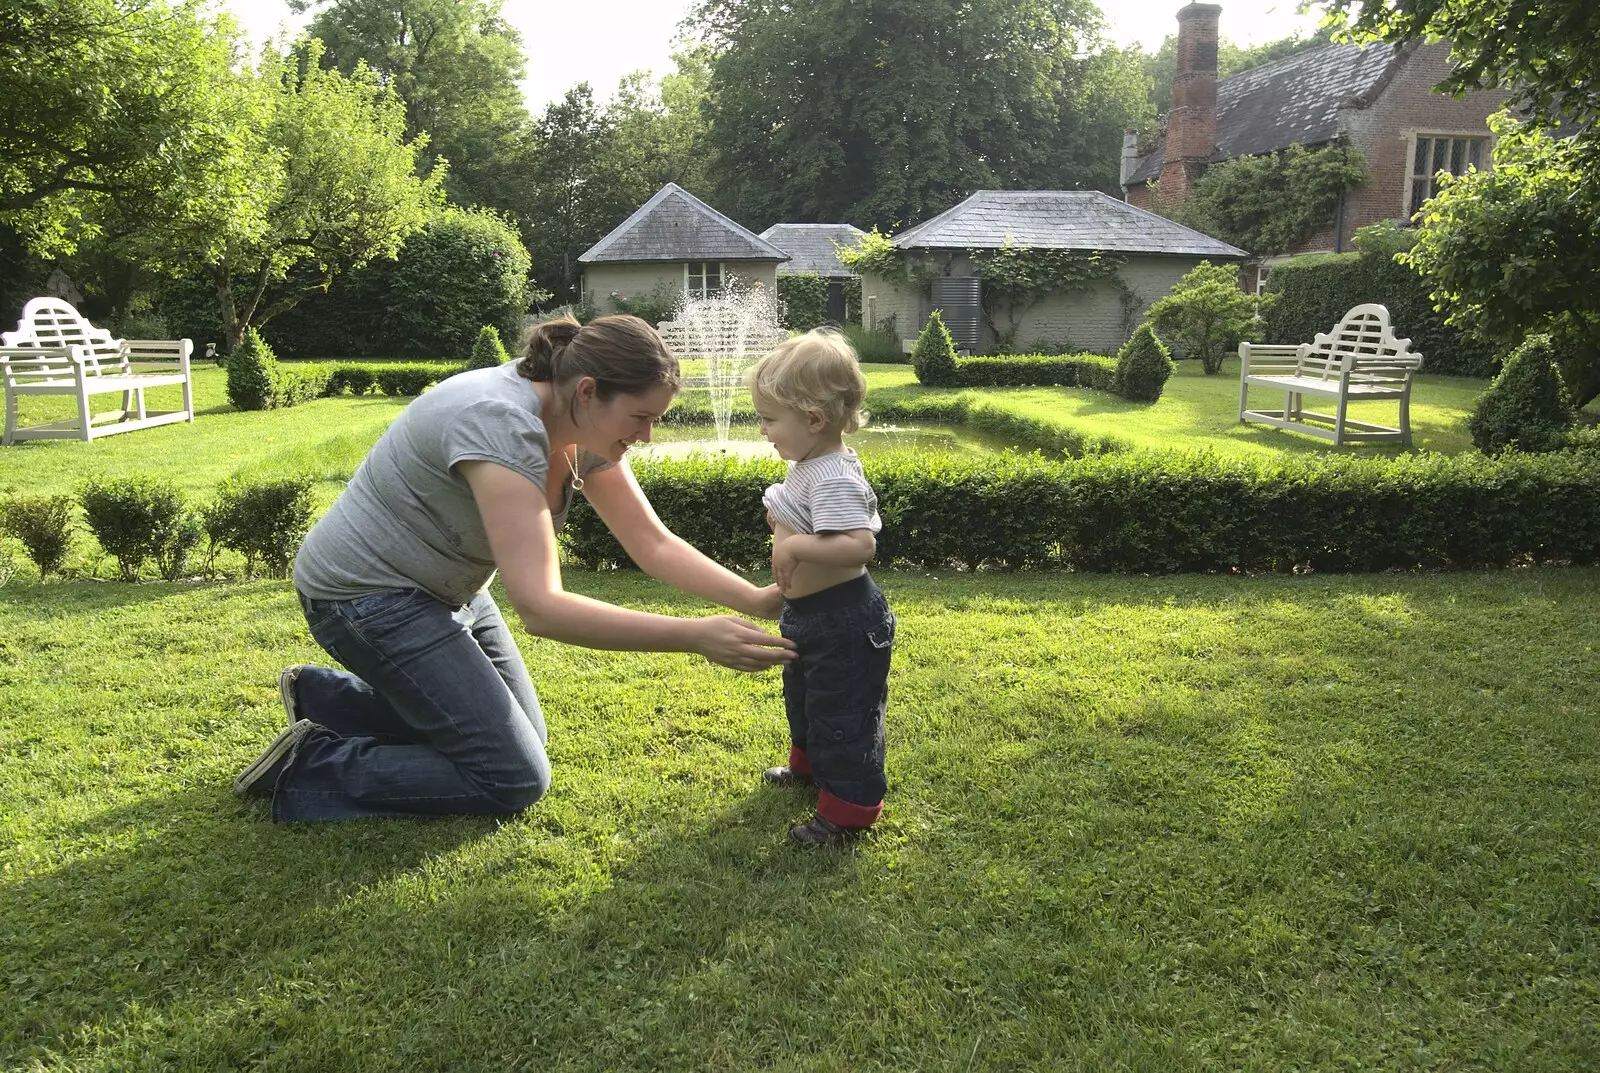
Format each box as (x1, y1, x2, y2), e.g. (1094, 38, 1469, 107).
(706, 265, 722, 289)
(1432, 138, 1449, 172)
(1449, 139, 1466, 175)
(1413, 137, 1431, 176)
(1468, 140, 1483, 169)
(1410, 179, 1428, 216)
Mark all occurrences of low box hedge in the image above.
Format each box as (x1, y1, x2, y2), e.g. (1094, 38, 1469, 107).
(563, 448, 1600, 574)
(953, 353, 1120, 389)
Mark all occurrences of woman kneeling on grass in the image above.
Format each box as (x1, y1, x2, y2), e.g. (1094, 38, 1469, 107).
(232, 314, 796, 822)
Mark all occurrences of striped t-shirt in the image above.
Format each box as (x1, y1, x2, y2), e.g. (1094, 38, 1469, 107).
(764, 449, 882, 535)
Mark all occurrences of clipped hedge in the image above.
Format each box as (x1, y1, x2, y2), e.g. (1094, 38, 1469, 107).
(953, 353, 1119, 389)
(1263, 226, 1497, 378)
(563, 449, 1600, 574)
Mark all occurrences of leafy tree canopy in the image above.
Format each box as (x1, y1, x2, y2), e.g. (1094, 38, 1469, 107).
(691, 0, 1151, 230)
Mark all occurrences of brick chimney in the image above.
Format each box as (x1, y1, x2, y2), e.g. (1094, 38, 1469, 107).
(1159, 3, 1222, 207)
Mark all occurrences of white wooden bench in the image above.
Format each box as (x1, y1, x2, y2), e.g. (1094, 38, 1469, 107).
(0, 297, 194, 445)
(1237, 303, 1424, 446)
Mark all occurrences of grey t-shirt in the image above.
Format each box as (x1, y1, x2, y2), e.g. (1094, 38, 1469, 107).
(294, 362, 612, 607)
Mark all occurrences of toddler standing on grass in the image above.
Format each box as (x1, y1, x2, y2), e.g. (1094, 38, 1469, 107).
(746, 329, 895, 846)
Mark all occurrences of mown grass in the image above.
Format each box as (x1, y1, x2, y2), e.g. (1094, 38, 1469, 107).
(2, 568, 1598, 1069)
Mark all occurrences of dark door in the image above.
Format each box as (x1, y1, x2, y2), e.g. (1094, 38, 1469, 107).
(826, 281, 847, 323)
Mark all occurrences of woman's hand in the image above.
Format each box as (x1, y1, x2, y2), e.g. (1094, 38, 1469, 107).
(747, 583, 784, 620)
(692, 616, 796, 671)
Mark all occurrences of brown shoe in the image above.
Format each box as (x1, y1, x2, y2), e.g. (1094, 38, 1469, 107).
(762, 765, 812, 788)
(789, 814, 862, 846)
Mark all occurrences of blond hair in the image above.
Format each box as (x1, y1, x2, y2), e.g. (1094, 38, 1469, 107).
(745, 328, 867, 433)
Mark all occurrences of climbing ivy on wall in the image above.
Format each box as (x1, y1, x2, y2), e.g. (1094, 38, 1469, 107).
(971, 243, 1139, 351)
(1176, 143, 1369, 256)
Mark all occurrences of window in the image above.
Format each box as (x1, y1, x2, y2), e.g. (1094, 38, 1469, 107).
(686, 261, 723, 299)
(1408, 135, 1487, 217)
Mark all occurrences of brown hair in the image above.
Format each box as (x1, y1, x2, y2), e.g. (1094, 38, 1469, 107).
(745, 327, 868, 433)
(517, 314, 681, 399)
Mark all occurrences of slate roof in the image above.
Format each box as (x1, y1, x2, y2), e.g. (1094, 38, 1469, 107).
(758, 223, 867, 276)
(889, 190, 1246, 258)
(1127, 41, 1409, 186)
(579, 183, 789, 264)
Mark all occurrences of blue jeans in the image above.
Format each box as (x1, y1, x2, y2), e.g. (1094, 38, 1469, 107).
(272, 587, 551, 822)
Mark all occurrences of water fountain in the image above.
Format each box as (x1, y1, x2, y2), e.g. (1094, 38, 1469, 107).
(651, 285, 789, 459)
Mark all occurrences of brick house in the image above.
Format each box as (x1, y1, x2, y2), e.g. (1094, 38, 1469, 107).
(1120, 2, 1509, 288)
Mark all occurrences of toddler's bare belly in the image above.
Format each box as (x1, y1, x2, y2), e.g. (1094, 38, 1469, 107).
(772, 520, 865, 599)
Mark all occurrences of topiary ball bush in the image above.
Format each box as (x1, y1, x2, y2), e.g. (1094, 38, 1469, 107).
(1467, 334, 1576, 455)
(467, 324, 511, 370)
(226, 327, 280, 411)
(912, 310, 960, 386)
(1114, 323, 1175, 402)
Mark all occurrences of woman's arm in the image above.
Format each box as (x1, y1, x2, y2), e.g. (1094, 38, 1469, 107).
(461, 461, 792, 670)
(579, 459, 784, 620)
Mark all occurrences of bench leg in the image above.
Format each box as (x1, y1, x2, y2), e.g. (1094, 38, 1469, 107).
(1334, 390, 1349, 447)
(122, 387, 135, 420)
(1399, 388, 1412, 448)
(1239, 372, 1249, 422)
(3, 388, 15, 446)
(134, 387, 147, 421)
(183, 373, 194, 423)
(77, 384, 94, 442)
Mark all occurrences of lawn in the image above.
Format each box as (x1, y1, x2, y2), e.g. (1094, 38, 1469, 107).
(3, 567, 1598, 1069)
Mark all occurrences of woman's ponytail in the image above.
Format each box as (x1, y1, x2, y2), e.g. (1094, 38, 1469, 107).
(519, 315, 584, 381)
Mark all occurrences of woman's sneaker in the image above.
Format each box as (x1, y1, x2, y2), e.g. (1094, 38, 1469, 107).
(279, 665, 308, 725)
(233, 720, 315, 796)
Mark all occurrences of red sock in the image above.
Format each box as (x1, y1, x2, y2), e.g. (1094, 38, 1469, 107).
(787, 745, 812, 776)
(818, 789, 882, 829)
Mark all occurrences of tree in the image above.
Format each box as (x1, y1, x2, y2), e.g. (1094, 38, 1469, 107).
(137, 43, 445, 351)
(292, 0, 533, 213)
(1403, 115, 1600, 406)
(1325, 0, 1598, 139)
(0, 0, 254, 253)
(692, 0, 1148, 230)
(1324, 1, 1600, 406)
(1146, 262, 1269, 374)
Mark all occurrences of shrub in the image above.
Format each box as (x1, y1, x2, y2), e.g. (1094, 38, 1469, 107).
(324, 365, 379, 395)
(842, 322, 905, 364)
(0, 540, 18, 586)
(276, 362, 331, 405)
(911, 310, 959, 385)
(227, 327, 280, 411)
(1115, 324, 1175, 402)
(467, 325, 511, 370)
(1263, 223, 1498, 378)
(79, 475, 188, 581)
(376, 364, 450, 396)
(1147, 261, 1267, 374)
(952, 354, 1119, 390)
(610, 280, 683, 327)
(205, 475, 316, 579)
(777, 274, 830, 331)
(1468, 335, 1576, 455)
(262, 207, 530, 358)
(1, 494, 74, 578)
(562, 449, 1600, 575)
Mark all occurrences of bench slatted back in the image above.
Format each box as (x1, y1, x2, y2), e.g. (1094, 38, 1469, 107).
(1299, 304, 1422, 381)
(1, 298, 128, 381)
